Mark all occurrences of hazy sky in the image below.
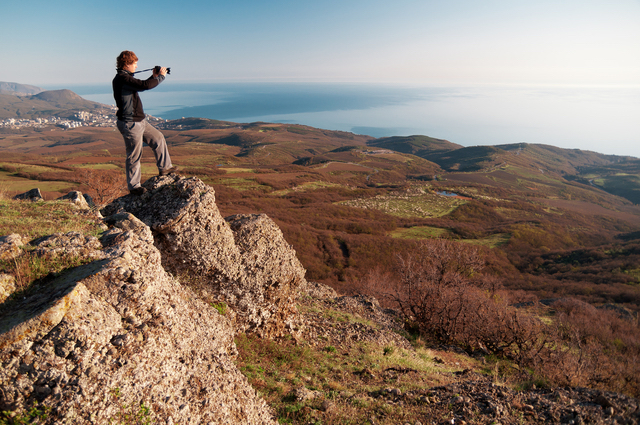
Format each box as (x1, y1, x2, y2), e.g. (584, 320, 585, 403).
(3, 0, 639, 87)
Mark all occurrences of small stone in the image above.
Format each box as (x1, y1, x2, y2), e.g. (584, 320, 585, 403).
(85, 366, 99, 377)
(0, 234, 23, 262)
(321, 400, 335, 412)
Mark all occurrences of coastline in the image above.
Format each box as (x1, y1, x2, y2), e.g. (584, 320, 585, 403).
(46, 82, 640, 156)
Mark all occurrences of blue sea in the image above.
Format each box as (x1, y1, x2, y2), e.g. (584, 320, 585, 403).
(55, 82, 640, 158)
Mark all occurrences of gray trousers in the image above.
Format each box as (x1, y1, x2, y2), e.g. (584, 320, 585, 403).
(117, 119, 173, 190)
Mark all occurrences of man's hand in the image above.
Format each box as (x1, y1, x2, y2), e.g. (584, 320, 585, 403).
(153, 67, 168, 77)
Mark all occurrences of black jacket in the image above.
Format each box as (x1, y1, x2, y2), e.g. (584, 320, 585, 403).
(112, 69, 164, 122)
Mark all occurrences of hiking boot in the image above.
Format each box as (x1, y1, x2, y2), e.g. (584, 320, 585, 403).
(159, 166, 179, 176)
(129, 187, 147, 196)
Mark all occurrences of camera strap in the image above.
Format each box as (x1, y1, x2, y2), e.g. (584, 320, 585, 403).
(133, 67, 171, 75)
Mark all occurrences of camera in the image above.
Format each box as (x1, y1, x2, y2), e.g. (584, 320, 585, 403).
(154, 66, 171, 75)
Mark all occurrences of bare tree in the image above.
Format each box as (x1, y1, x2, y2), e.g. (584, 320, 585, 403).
(76, 168, 126, 206)
(386, 239, 484, 342)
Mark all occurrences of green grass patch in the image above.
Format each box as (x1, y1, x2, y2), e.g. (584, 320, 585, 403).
(623, 267, 640, 284)
(74, 163, 121, 170)
(0, 402, 50, 424)
(594, 173, 640, 204)
(389, 226, 449, 239)
(235, 299, 472, 424)
(0, 171, 74, 194)
(235, 333, 445, 425)
(462, 232, 511, 248)
(0, 251, 96, 310)
(222, 167, 255, 174)
(139, 164, 159, 175)
(339, 189, 466, 219)
(0, 162, 63, 174)
(272, 181, 343, 196)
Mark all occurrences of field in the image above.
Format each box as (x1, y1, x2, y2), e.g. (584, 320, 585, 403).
(339, 185, 467, 219)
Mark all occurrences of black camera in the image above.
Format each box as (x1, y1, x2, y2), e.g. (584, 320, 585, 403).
(153, 66, 171, 75)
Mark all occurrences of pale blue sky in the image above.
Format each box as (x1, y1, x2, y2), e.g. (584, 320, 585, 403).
(3, 0, 639, 87)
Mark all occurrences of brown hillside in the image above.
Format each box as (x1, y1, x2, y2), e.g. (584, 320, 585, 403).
(0, 90, 109, 119)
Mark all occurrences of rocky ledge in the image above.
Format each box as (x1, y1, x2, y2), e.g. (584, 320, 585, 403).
(0, 210, 276, 424)
(0, 174, 309, 424)
(101, 175, 306, 339)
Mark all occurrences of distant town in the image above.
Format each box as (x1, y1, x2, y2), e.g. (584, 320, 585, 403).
(0, 108, 117, 130)
(0, 107, 167, 130)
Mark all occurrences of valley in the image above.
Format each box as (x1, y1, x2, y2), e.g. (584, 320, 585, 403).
(2, 118, 640, 314)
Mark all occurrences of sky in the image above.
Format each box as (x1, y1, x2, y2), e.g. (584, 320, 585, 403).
(2, 0, 639, 156)
(2, 0, 639, 87)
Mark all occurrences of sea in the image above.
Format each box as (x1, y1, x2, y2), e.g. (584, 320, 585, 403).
(53, 82, 640, 158)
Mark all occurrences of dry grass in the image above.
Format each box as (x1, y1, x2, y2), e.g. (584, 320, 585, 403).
(0, 199, 103, 240)
(235, 331, 466, 424)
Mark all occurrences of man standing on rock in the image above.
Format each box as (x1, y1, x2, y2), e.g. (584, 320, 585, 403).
(113, 50, 178, 196)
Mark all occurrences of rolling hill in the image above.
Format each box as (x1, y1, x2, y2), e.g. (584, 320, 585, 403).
(0, 81, 43, 95)
(0, 88, 109, 119)
(367, 135, 462, 156)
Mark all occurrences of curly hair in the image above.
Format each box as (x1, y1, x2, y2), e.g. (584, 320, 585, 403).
(116, 51, 138, 69)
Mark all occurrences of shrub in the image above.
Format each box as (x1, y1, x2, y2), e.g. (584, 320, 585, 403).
(375, 239, 640, 397)
(383, 239, 485, 343)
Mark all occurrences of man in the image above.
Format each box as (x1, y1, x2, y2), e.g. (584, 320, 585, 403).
(112, 50, 178, 195)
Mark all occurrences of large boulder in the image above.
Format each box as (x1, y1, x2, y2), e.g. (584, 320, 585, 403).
(0, 213, 275, 424)
(102, 175, 306, 339)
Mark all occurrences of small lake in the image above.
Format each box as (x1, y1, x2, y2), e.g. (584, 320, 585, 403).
(437, 191, 459, 197)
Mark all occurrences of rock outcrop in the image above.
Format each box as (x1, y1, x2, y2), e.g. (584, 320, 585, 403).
(1, 176, 309, 423)
(13, 188, 43, 202)
(55, 191, 90, 209)
(102, 175, 306, 339)
(0, 212, 276, 424)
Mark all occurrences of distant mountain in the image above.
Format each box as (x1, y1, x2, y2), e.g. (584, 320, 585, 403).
(0, 88, 109, 119)
(0, 81, 44, 95)
(370, 136, 633, 174)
